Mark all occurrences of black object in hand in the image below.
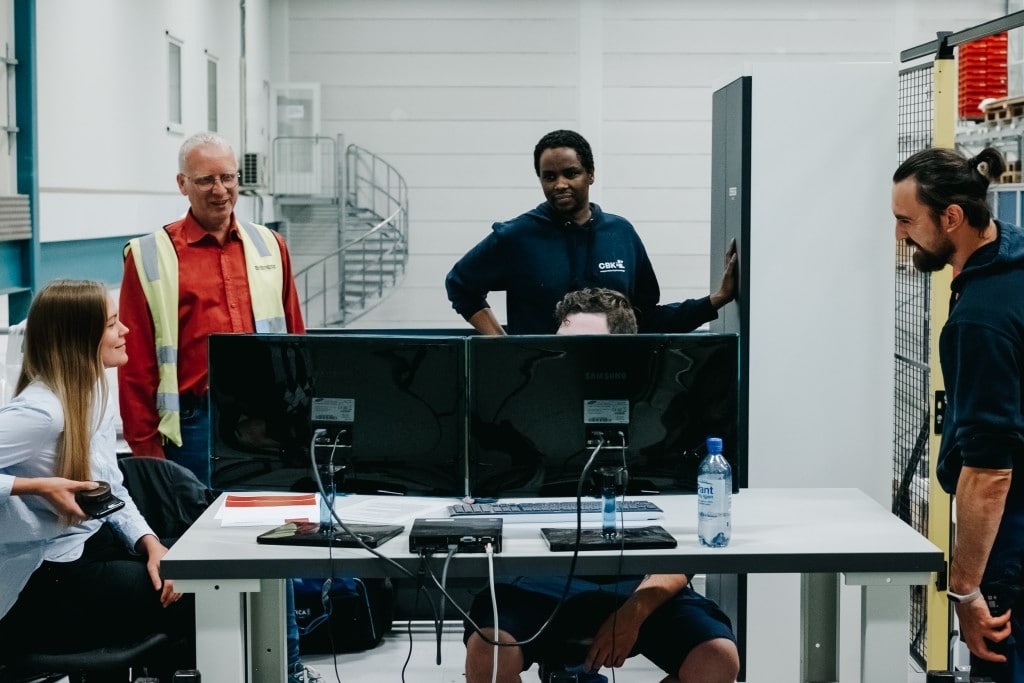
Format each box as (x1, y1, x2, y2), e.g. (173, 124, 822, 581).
(75, 480, 125, 518)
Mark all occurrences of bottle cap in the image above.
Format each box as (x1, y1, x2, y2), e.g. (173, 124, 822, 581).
(706, 437, 723, 454)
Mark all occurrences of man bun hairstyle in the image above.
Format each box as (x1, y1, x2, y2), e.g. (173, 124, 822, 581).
(892, 146, 1006, 230)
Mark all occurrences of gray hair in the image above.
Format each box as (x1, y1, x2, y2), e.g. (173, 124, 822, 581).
(178, 132, 235, 173)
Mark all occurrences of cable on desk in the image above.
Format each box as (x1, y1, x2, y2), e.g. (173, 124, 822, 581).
(436, 544, 458, 666)
(487, 541, 498, 683)
(307, 429, 419, 581)
(401, 553, 442, 683)
(607, 430, 629, 683)
(420, 435, 609, 652)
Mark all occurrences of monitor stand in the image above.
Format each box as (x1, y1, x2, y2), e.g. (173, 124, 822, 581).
(540, 525, 677, 552)
(257, 520, 404, 549)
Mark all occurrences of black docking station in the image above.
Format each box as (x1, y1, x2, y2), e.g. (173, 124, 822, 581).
(409, 517, 503, 554)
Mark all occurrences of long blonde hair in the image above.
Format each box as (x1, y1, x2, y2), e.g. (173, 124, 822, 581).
(16, 279, 109, 484)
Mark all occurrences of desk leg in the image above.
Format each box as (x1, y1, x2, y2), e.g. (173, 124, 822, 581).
(176, 579, 261, 682)
(845, 572, 930, 683)
(249, 578, 287, 683)
(801, 573, 839, 682)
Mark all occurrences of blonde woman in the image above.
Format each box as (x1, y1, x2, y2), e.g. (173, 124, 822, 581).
(0, 279, 192, 665)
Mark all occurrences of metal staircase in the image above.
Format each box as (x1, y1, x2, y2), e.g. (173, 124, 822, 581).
(271, 135, 408, 328)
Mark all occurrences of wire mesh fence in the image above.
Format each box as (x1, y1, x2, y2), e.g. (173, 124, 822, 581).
(895, 61, 935, 666)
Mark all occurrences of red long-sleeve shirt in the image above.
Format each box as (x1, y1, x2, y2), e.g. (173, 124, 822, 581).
(117, 212, 306, 457)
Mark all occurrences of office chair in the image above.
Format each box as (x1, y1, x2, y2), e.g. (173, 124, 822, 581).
(3, 457, 212, 682)
(2, 633, 172, 683)
(116, 455, 217, 545)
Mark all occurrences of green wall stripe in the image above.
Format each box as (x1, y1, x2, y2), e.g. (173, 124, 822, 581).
(38, 236, 134, 288)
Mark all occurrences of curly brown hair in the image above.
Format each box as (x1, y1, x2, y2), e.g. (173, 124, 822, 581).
(554, 287, 637, 334)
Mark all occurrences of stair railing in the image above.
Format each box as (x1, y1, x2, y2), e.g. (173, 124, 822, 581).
(291, 139, 408, 327)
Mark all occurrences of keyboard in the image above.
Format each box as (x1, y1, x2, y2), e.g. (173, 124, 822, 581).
(447, 499, 664, 524)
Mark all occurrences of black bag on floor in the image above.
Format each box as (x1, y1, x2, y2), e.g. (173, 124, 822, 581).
(294, 577, 394, 654)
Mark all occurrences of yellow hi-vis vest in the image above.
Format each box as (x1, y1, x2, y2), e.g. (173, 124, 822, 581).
(126, 221, 287, 447)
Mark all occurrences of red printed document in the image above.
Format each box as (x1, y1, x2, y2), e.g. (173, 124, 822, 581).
(216, 493, 319, 527)
(224, 494, 317, 508)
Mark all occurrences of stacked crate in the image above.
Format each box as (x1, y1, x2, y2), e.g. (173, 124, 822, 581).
(959, 33, 1008, 120)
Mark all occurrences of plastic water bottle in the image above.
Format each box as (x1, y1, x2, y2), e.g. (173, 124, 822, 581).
(600, 467, 618, 540)
(697, 436, 731, 548)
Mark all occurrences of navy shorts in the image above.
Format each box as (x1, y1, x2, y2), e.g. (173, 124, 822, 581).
(463, 576, 735, 675)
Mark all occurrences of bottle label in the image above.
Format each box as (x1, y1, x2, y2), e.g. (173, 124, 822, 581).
(697, 477, 731, 513)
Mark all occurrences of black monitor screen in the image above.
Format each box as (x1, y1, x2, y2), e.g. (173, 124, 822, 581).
(467, 333, 739, 498)
(209, 334, 465, 496)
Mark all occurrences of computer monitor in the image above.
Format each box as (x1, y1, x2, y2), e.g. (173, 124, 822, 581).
(467, 333, 739, 498)
(209, 333, 465, 496)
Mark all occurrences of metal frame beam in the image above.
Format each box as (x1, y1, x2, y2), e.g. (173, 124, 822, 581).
(901, 11, 1024, 63)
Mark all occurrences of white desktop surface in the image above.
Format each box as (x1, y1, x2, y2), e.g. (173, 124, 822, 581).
(163, 488, 942, 682)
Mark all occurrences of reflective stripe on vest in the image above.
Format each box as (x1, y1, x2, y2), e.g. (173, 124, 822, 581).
(125, 221, 287, 446)
(237, 222, 287, 333)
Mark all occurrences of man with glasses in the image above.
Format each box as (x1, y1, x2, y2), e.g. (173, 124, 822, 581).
(118, 132, 318, 683)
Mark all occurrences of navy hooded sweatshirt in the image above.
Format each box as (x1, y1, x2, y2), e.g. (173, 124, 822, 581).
(444, 202, 717, 334)
(936, 220, 1024, 494)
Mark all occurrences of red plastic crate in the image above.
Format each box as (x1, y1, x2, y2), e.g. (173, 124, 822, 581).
(959, 33, 1008, 119)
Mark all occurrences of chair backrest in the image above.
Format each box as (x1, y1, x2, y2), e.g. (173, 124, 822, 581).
(1, 320, 25, 406)
(117, 456, 215, 542)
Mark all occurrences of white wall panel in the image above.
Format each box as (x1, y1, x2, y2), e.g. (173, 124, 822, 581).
(288, 0, 575, 21)
(329, 121, 577, 156)
(366, 154, 537, 189)
(630, 222, 710, 255)
(408, 221, 492, 254)
(289, 18, 575, 53)
(740, 61, 897, 683)
(281, 0, 1004, 330)
(37, 1, 243, 192)
(603, 121, 713, 153)
(606, 52, 890, 88)
(602, 154, 711, 188)
(408, 187, 541, 223)
(603, 87, 712, 121)
(323, 86, 578, 121)
(600, 188, 711, 223)
(603, 0, 895, 21)
(34, 0, 273, 244)
(290, 53, 579, 87)
(604, 18, 895, 54)
(40, 192, 187, 243)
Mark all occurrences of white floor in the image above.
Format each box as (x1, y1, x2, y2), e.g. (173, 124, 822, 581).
(303, 621, 659, 683)
(46, 632, 929, 683)
(299, 622, 932, 683)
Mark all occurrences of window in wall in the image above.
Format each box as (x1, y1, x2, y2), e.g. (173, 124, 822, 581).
(0, 41, 15, 165)
(206, 51, 218, 132)
(167, 33, 183, 134)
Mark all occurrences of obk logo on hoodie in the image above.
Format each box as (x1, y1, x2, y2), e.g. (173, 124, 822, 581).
(598, 259, 626, 273)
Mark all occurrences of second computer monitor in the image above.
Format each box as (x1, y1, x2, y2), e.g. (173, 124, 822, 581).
(467, 333, 739, 498)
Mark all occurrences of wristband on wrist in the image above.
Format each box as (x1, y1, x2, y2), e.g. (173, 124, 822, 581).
(946, 588, 983, 604)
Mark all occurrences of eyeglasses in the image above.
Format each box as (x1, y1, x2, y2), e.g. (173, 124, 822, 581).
(187, 172, 241, 189)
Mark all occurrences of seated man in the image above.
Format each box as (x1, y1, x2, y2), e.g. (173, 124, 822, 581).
(463, 287, 740, 683)
(554, 287, 639, 335)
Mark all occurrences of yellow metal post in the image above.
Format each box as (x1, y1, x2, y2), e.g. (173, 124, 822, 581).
(925, 49, 956, 672)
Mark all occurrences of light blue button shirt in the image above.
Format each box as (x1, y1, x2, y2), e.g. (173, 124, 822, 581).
(0, 381, 154, 618)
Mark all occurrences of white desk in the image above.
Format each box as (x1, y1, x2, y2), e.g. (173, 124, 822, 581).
(162, 488, 943, 682)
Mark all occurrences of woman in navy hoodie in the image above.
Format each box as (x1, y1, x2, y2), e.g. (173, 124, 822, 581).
(445, 129, 737, 335)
